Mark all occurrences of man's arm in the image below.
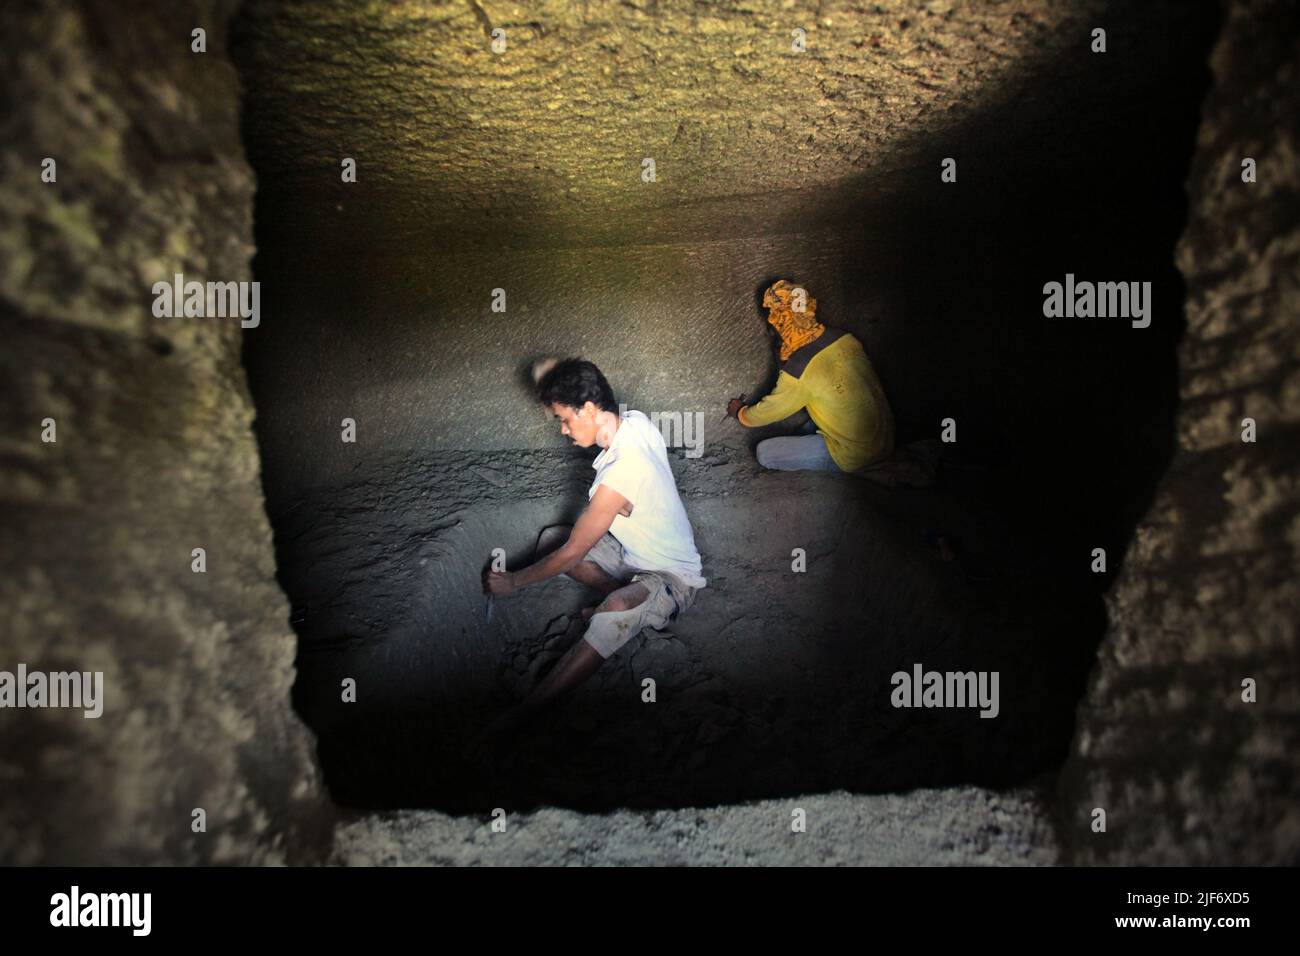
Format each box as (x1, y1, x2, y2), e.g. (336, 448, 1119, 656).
(737, 370, 807, 427)
(485, 484, 628, 594)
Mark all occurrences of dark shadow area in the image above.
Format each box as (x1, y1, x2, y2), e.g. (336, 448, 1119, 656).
(831, 0, 1224, 824)
(230, 2, 1221, 814)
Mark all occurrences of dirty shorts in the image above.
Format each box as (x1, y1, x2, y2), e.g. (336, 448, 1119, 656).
(581, 531, 698, 659)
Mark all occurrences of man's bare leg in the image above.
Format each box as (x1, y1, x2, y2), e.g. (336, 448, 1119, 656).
(566, 559, 623, 598)
(503, 582, 648, 719)
(535, 524, 622, 599)
(469, 583, 650, 753)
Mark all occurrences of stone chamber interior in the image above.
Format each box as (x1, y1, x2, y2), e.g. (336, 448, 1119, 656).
(2, 0, 1297, 865)
(235, 1, 1218, 820)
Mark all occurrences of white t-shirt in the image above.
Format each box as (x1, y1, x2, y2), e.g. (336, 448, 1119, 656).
(588, 410, 707, 589)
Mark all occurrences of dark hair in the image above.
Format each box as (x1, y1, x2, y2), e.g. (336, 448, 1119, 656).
(535, 358, 618, 413)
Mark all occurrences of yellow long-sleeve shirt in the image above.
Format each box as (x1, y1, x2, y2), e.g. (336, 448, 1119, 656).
(738, 327, 895, 472)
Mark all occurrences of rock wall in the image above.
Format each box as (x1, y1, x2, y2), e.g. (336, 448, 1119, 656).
(245, 234, 903, 500)
(0, 0, 331, 863)
(1059, 0, 1300, 865)
(239, 0, 1218, 524)
(234, 0, 1210, 251)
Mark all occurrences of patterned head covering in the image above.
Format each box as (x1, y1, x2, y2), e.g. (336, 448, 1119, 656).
(763, 280, 824, 362)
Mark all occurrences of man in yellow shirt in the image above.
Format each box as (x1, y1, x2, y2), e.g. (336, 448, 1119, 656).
(728, 280, 896, 473)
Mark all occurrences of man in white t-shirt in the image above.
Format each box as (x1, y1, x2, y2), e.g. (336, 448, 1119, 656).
(472, 358, 706, 752)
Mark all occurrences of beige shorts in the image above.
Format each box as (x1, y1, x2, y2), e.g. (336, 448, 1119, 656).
(580, 532, 698, 658)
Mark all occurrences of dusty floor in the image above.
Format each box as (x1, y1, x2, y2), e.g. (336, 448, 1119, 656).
(330, 778, 1063, 865)
(272, 437, 1103, 832)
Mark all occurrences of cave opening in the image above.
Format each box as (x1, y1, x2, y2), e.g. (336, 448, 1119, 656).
(229, 2, 1221, 815)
